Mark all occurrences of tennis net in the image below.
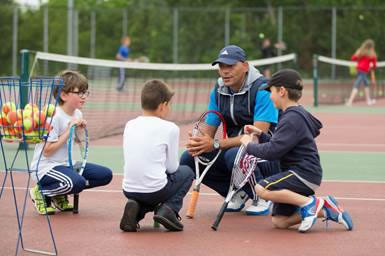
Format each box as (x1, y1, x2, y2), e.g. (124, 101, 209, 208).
(30, 51, 297, 140)
(313, 55, 385, 106)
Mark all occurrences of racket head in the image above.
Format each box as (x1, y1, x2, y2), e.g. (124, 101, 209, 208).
(74, 126, 89, 172)
(231, 145, 258, 189)
(193, 110, 227, 164)
(68, 125, 89, 172)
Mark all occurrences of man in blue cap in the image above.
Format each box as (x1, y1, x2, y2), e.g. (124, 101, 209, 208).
(181, 45, 279, 215)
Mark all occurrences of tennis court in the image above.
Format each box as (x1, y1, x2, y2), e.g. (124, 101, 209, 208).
(1, 96, 385, 256)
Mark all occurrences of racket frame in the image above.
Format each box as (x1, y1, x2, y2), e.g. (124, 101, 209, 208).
(186, 110, 227, 219)
(211, 144, 257, 230)
(68, 125, 89, 214)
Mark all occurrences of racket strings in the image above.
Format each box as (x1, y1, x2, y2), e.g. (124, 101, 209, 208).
(232, 146, 258, 189)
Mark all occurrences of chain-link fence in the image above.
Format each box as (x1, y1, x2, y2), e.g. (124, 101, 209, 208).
(1, 4, 384, 77)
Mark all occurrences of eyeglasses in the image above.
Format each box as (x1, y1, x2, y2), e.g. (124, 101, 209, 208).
(70, 91, 90, 98)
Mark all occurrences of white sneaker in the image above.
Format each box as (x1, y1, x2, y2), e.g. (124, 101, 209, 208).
(225, 191, 248, 212)
(367, 99, 376, 105)
(245, 198, 272, 216)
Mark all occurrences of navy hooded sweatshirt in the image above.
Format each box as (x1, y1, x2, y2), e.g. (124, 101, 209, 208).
(246, 105, 323, 190)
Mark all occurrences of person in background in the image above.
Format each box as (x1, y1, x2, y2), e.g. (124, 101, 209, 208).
(116, 36, 132, 91)
(346, 39, 377, 106)
(260, 38, 286, 78)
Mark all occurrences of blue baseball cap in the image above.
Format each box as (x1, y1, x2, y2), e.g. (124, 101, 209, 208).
(211, 45, 246, 66)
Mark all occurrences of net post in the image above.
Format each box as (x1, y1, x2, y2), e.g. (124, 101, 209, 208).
(19, 49, 30, 150)
(312, 54, 319, 107)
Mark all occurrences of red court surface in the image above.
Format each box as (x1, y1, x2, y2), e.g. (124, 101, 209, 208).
(1, 98, 385, 256)
(1, 176, 385, 256)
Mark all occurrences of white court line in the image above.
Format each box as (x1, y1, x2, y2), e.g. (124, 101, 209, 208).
(318, 143, 385, 148)
(3, 186, 385, 202)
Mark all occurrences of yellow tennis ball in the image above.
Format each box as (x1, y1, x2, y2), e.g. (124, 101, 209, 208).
(22, 109, 33, 119)
(23, 117, 34, 133)
(43, 104, 56, 117)
(24, 103, 38, 112)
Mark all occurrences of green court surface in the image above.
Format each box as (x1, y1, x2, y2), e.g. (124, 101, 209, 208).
(2, 143, 384, 182)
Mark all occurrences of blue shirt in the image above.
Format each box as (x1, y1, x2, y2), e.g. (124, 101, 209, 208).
(206, 88, 278, 127)
(118, 45, 131, 59)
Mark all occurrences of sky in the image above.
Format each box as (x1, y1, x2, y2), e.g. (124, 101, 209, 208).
(14, 0, 48, 7)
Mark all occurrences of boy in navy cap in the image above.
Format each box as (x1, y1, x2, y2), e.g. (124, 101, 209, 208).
(240, 69, 353, 232)
(181, 45, 279, 215)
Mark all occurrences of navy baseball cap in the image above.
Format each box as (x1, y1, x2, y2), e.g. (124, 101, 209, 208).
(211, 45, 246, 66)
(268, 69, 303, 90)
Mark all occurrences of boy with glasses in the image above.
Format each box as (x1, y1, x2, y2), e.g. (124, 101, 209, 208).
(29, 70, 113, 215)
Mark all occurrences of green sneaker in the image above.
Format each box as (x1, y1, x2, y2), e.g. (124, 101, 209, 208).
(52, 195, 74, 212)
(29, 185, 56, 215)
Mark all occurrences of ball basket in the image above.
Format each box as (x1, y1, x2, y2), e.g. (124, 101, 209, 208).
(0, 77, 63, 144)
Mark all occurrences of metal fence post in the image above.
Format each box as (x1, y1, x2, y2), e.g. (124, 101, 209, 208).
(313, 54, 319, 107)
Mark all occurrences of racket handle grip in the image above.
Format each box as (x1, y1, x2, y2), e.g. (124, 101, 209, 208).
(211, 202, 228, 231)
(186, 190, 200, 219)
(73, 194, 79, 214)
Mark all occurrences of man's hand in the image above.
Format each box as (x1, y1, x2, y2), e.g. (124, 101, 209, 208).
(186, 130, 215, 157)
(240, 134, 253, 146)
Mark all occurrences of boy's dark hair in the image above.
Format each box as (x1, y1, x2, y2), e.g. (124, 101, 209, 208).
(54, 70, 89, 105)
(268, 69, 303, 102)
(141, 80, 174, 111)
(286, 88, 302, 101)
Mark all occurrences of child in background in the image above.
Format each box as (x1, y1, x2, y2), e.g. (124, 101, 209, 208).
(120, 80, 194, 232)
(30, 70, 113, 215)
(116, 36, 132, 91)
(241, 69, 353, 232)
(346, 39, 377, 106)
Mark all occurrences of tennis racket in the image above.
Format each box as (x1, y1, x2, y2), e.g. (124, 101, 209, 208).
(186, 110, 227, 219)
(68, 124, 89, 214)
(211, 143, 258, 231)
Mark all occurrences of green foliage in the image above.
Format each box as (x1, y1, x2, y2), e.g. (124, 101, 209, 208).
(1, 0, 385, 76)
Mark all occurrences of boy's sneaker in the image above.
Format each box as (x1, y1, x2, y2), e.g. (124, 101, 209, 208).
(153, 204, 183, 231)
(225, 190, 248, 212)
(29, 185, 56, 215)
(52, 195, 74, 212)
(323, 195, 353, 231)
(120, 199, 140, 232)
(245, 198, 272, 216)
(298, 196, 324, 233)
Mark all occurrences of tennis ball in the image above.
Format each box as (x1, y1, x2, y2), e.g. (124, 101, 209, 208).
(34, 111, 46, 126)
(41, 122, 52, 134)
(24, 103, 38, 112)
(259, 33, 265, 39)
(358, 14, 364, 20)
(43, 104, 56, 117)
(7, 111, 18, 125)
(0, 114, 9, 126)
(22, 109, 33, 119)
(2, 102, 16, 115)
(23, 117, 34, 133)
(14, 120, 23, 136)
(359, 91, 364, 97)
